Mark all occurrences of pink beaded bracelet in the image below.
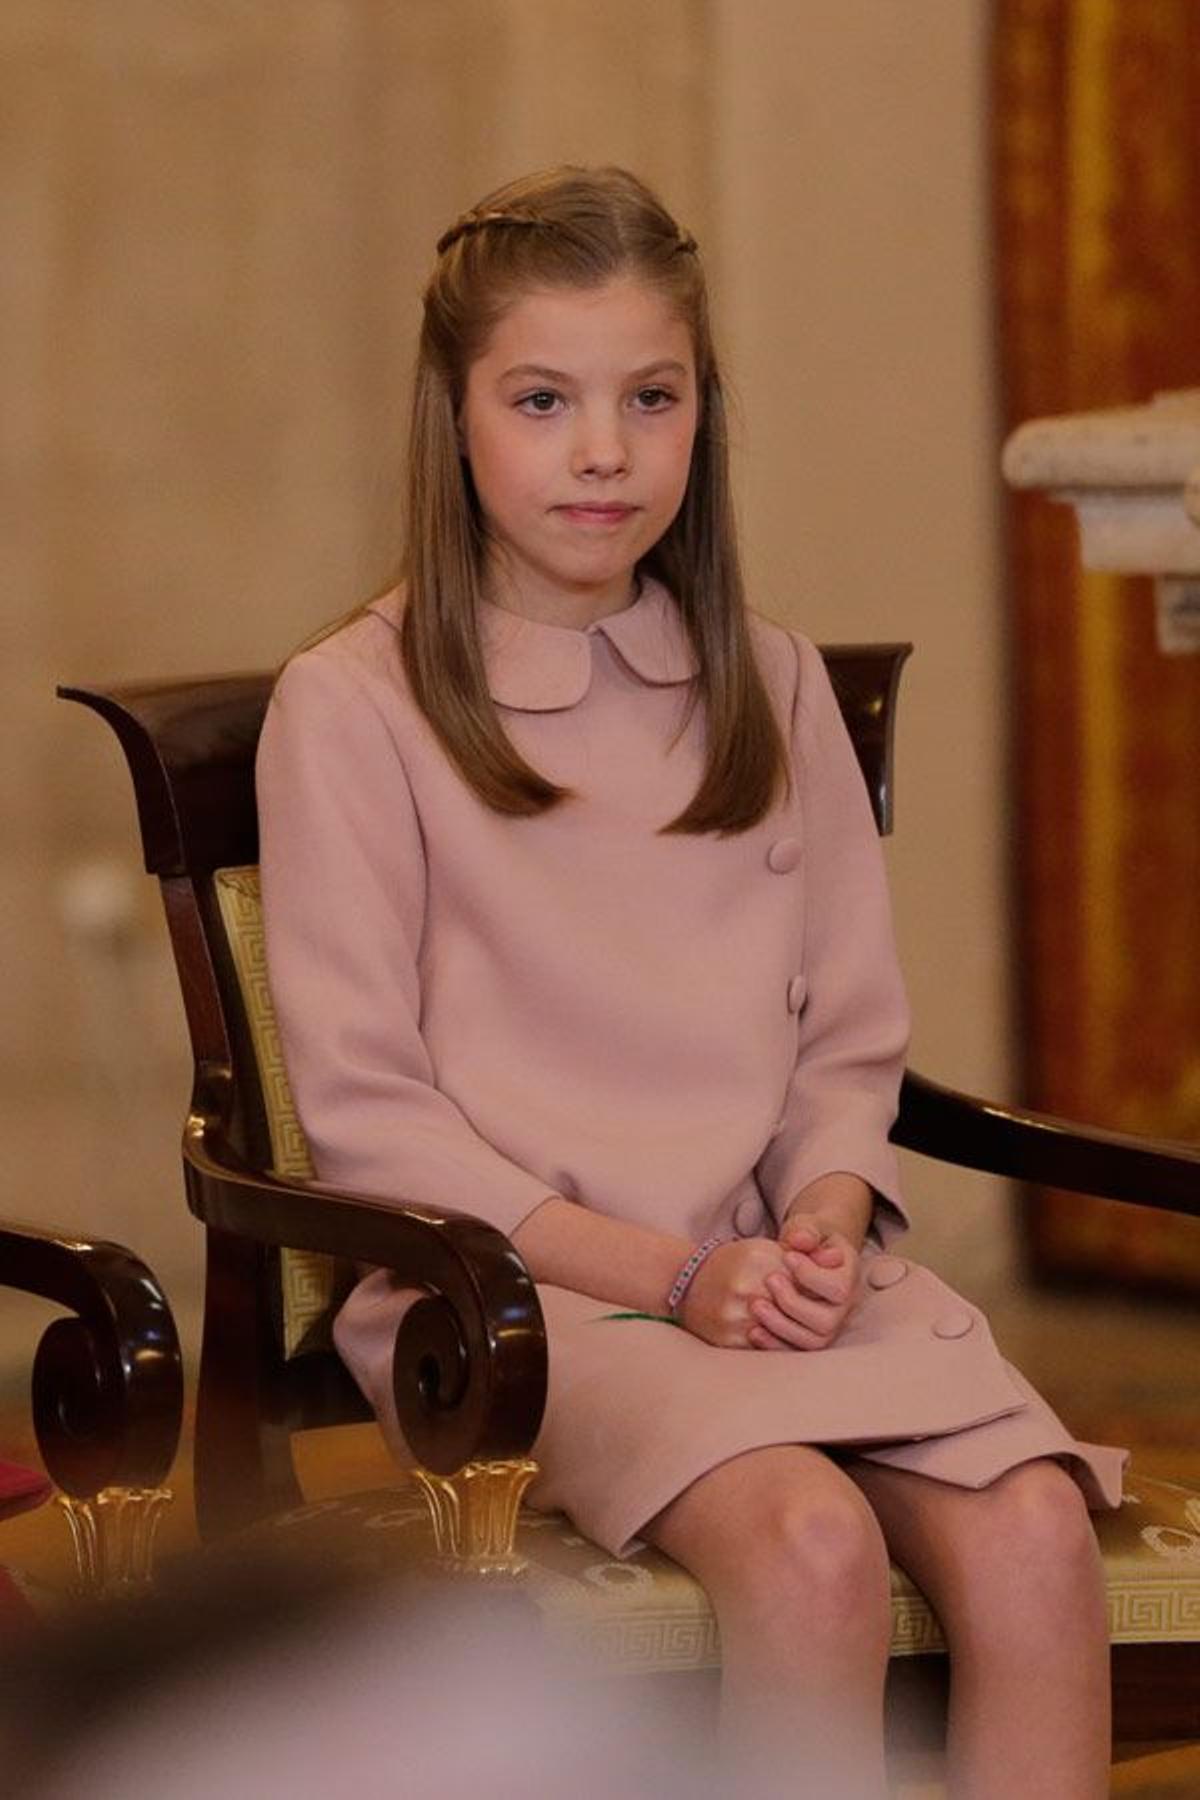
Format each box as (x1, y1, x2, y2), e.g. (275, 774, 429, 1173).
(666, 1235, 725, 1317)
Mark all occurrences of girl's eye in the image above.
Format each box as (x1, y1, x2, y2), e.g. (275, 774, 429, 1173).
(517, 390, 562, 415)
(634, 386, 675, 411)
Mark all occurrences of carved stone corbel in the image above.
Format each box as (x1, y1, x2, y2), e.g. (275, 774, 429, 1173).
(1003, 387, 1200, 653)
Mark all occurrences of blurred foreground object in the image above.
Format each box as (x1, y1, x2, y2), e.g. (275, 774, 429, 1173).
(2, 1553, 703, 1799)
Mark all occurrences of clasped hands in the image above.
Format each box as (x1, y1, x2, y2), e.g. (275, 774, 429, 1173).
(679, 1173, 873, 1352)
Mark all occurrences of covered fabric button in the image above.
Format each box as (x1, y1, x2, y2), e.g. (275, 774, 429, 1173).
(786, 975, 806, 1014)
(932, 1309, 975, 1340)
(766, 837, 802, 874)
(865, 1255, 908, 1290)
(732, 1193, 767, 1238)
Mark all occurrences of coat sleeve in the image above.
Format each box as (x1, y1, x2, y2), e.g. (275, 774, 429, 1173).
(256, 645, 560, 1238)
(755, 632, 911, 1244)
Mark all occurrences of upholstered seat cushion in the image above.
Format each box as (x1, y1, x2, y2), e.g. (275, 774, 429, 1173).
(252, 1469, 1200, 1675)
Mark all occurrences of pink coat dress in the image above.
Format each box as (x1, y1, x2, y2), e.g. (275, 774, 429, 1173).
(256, 580, 1125, 1556)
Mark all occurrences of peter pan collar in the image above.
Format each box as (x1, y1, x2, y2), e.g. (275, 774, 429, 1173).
(369, 578, 700, 713)
(479, 577, 699, 711)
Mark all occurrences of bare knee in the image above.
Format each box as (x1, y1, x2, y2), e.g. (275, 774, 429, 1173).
(743, 1479, 891, 1631)
(650, 1449, 893, 1654)
(957, 1462, 1106, 1652)
(984, 1462, 1099, 1574)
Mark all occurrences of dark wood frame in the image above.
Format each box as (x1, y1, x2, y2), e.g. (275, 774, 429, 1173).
(59, 649, 1200, 1742)
(0, 1220, 183, 1498)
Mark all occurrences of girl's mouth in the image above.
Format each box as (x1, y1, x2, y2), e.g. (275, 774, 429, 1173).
(557, 503, 637, 525)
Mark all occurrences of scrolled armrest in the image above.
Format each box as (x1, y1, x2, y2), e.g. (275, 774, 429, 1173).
(0, 1221, 183, 1498)
(894, 1070, 1200, 1217)
(182, 1109, 547, 1475)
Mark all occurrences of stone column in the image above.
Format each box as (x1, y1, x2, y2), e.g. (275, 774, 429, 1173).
(1003, 388, 1200, 654)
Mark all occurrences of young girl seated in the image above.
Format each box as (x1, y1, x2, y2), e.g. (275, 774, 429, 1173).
(257, 165, 1125, 1799)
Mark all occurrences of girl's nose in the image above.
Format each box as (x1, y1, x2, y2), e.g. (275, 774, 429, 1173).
(570, 412, 629, 479)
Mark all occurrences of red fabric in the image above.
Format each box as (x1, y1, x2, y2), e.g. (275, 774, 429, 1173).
(0, 1563, 43, 1631)
(0, 1458, 52, 1522)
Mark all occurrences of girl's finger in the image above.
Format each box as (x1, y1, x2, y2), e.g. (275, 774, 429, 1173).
(764, 1275, 856, 1340)
(781, 1253, 854, 1307)
(747, 1324, 795, 1351)
(779, 1225, 846, 1267)
(781, 1220, 823, 1251)
(750, 1297, 838, 1350)
(808, 1239, 846, 1268)
(765, 1271, 840, 1325)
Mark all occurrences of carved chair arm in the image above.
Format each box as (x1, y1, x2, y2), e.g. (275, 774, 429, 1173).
(894, 1071, 1200, 1217)
(182, 1108, 548, 1475)
(0, 1222, 183, 1497)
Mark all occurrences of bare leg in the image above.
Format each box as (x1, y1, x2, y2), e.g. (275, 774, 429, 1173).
(644, 1444, 893, 1799)
(847, 1457, 1109, 1799)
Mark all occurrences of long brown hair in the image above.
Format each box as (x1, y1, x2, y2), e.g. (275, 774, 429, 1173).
(401, 164, 788, 834)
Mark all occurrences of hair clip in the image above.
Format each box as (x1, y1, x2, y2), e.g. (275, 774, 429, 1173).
(436, 212, 698, 259)
(435, 212, 540, 255)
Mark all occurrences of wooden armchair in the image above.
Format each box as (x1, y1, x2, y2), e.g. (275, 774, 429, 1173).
(0, 1220, 183, 1593)
(59, 650, 1200, 1742)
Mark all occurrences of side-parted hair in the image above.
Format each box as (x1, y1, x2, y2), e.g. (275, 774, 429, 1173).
(401, 164, 789, 834)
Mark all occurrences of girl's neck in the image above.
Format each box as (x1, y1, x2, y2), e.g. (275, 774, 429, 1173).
(482, 558, 640, 632)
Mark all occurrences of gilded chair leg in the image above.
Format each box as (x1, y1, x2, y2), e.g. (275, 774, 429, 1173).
(408, 1459, 538, 1578)
(56, 1486, 174, 1596)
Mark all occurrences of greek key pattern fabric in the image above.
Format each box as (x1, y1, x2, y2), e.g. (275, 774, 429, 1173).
(255, 1471, 1200, 1672)
(214, 865, 352, 1356)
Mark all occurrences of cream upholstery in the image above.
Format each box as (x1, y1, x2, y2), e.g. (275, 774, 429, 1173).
(215, 866, 353, 1356)
(257, 1473, 1200, 1674)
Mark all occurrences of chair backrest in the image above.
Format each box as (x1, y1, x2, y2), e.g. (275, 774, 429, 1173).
(59, 641, 911, 1397)
(60, 674, 275, 1167)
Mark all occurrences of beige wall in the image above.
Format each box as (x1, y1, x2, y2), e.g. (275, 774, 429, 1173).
(711, 0, 1011, 1287)
(5, 2, 1011, 1293)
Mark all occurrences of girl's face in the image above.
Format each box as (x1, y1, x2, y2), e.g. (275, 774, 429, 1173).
(458, 276, 699, 626)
